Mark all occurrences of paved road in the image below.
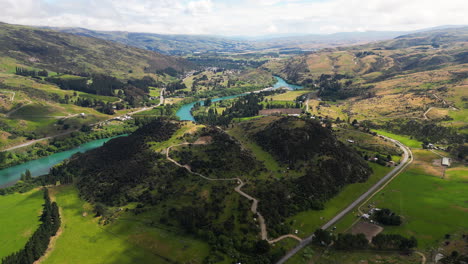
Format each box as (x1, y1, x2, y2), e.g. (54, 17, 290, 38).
(276, 135, 413, 264)
(1, 89, 166, 152)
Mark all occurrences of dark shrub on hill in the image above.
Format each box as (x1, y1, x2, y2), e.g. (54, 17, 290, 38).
(51, 118, 182, 205)
(253, 117, 372, 227)
(176, 127, 258, 178)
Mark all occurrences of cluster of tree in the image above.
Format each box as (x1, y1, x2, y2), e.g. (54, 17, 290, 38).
(367, 153, 393, 166)
(373, 208, 402, 226)
(334, 233, 369, 250)
(19, 169, 32, 181)
(174, 127, 259, 178)
(44, 74, 157, 108)
(127, 76, 160, 91)
(49, 118, 180, 205)
(194, 91, 289, 126)
(155, 67, 179, 77)
(2, 189, 60, 264)
(15, 67, 48, 77)
(372, 234, 418, 251)
(375, 119, 466, 145)
(45, 75, 88, 92)
(253, 117, 372, 229)
(187, 57, 267, 70)
(312, 229, 417, 252)
(0, 119, 143, 169)
(194, 94, 265, 126)
(449, 144, 468, 162)
(263, 101, 302, 109)
(355, 51, 377, 58)
(0, 170, 43, 195)
(318, 75, 372, 100)
(169, 196, 282, 263)
(440, 251, 468, 264)
(166, 81, 187, 93)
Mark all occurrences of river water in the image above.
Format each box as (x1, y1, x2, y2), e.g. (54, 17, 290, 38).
(0, 135, 126, 186)
(176, 76, 303, 121)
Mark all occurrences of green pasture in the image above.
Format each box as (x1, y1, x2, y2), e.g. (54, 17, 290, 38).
(0, 189, 44, 259)
(44, 185, 210, 264)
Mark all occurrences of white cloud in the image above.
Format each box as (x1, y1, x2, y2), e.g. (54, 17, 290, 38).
(0, 0, 467, 36)
(186, 0, 213, 15)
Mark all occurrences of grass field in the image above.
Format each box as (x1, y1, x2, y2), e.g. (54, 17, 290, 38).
(0, 189, 44, 259)
(228, 124, 284, 179)
(361, 149, 468, 249)
(286, 246, 421, 264)
(149, 122, 204, 152)
(267, 90, 310, 101)
(44, 185, 210, 264)
(371, 129, 423, 148)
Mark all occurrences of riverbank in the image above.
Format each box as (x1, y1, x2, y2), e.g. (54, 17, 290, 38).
(176, 76, 304, 121)
(0, 122, 136, 169)
(0, 134, 128, 187)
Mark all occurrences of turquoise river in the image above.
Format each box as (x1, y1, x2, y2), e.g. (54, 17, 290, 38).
(0, 135, 126, 187)
(176, 76, 303, 121)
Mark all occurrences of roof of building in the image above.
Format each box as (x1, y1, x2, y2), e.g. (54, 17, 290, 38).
(442, 157, 451, 166)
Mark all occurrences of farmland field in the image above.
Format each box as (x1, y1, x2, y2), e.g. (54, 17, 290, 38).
(362, 149, 468, 248)
(43, 185, 210, 264)
(0, 189, 43, 259)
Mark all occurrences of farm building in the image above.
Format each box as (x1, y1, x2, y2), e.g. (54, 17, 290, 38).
(441, 157, 451, 167)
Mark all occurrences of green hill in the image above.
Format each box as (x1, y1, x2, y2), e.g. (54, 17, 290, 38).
(0, 22, 195, 150)
(45, 116, 371, 263)
(46, 27, 255, 55)
(0, 22, 191, 77)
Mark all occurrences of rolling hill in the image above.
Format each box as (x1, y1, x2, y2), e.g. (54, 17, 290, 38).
(264, 27, 468, 136)
(0, 22, 193, 150)
(44, 26, 255, 55)
(0, 22, 191, 77)
(44, 116, 372, 263)
(45, 26, 449, 55)
(265, 27, 468, 82)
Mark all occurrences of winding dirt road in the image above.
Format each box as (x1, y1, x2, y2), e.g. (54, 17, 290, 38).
(166, 142, 302, 244)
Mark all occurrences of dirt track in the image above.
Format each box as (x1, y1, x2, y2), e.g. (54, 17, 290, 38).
(166, 142, 302, 244)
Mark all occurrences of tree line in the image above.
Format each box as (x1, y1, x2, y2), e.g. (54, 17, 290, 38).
(313, 229, 417, 252)
(2, 188, 60, 264)
(15, 67, 48, 78)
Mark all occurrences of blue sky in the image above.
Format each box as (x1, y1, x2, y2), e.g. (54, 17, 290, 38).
(2, 0, 467, 36)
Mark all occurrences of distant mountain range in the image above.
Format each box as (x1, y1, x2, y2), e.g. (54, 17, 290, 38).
(42, 25, 467, 55)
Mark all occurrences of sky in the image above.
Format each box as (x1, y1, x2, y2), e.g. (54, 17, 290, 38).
(1, 0, 468, 36)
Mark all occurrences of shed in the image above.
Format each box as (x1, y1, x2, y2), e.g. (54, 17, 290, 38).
(441, 157, 451, 167)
